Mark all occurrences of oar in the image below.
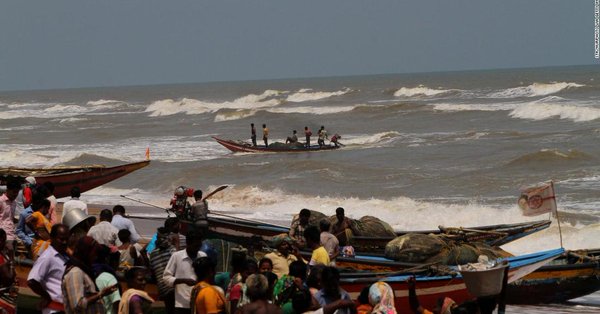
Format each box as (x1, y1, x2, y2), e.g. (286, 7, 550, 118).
(120, 194, 172, 217)
(202, 185, 228, 202)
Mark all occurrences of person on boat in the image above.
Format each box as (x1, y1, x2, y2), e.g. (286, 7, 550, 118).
(163, 228, 207, 314)
(118, 267, 155, 314)
(264, 235, 301, 279)
(170, 186, 194, 220)
(319, 220, 339, 266)
(191, 190, 209, 228)
(304, 126, 312, 148)
(149, 227, 176, 314)
(62, 236, 118, 314)
(317, 126, 328, 147)
(0, 228, 17, 314)
(93, 244, 122, 314)
(330, 134, 342, 148)
(0, 180, 19, 258)
(14, 176, 36, 217)
(236, 273, 282, 314)
(286, 130, 298, 144)
(262, 124, 269, 147)
(111, 205, 141, 244)
(191, 256, 226, 314)
(368, 282, 397, 314)
(305, 226, 330, 267)
(26, 198, 53, 259)
(43, 181, 59, 224)
(27, 223, 69, 314)
(314, 267, 353, 314)
(289, 208, 311, 248)
(330, 207, 352, 247)
(63, 186, 88, 216)
(87, 209, 120, 247)
(251, 123, 257, 147)
(117, 229, 145, 269)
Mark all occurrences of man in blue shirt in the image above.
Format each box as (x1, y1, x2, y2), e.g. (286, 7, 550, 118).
(16, 203, 35, 249)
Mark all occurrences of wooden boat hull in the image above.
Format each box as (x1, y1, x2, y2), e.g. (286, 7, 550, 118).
(0, 160, 150, 198)
(212, 136, 340, 153)
(506, 249, 600, 304)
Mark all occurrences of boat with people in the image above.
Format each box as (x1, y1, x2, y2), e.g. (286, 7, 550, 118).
(0, 160, 151, 198)
(212, 136, 341, 153)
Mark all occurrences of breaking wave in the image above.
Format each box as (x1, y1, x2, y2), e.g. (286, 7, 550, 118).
(509, 101, 600, 122)
(393, 85, 456, 97)
(488, 82, 583, 98)
(285, 88, 353, 102)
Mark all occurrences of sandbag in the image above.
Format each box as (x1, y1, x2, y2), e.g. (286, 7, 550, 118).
(385, 233, 447, 263)
(352, 216, 396, 237)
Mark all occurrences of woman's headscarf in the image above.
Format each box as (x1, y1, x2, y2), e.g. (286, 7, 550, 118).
(368, 281, 397, 314)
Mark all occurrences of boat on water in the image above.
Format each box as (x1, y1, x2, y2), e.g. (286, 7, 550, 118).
(0, 160, 151, 198)
(506, 248, 600, 304)
(212, 136, 340, 153)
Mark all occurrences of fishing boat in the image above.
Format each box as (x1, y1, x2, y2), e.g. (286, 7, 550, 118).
(338, 248, 564, 312)
(0, 160, 151, 198)
(506, 248, 600, 304)
(212, 136, 340, 153)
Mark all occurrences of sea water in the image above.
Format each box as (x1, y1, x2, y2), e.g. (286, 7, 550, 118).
(1, 65, 599, 311)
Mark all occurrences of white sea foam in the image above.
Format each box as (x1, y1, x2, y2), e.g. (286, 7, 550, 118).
(340, 131, 401, 146)
(214, 104, 366, 122)
(509, 101, 600, 122)
(145, 90, 283, 117)
(285, 88, 352, 102)
(87, 99, 125, 106)
(393, 85, 455, 97)
(488, 82, 584, 98)
(432, 102, 519, 112)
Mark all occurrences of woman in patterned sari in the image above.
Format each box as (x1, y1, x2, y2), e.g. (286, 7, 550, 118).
(0, 229, 17, 314)
(26, 198, 52, 259)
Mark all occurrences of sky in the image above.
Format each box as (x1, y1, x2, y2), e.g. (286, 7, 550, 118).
(0, 1, 595, 91)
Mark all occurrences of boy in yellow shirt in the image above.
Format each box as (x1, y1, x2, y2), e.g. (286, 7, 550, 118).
(304, 226, 330, 266)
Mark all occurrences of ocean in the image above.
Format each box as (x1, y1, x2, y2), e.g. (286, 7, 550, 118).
(1, 65, 599, 312)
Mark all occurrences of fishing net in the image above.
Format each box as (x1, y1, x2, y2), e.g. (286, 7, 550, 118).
(350, 216, 397, 237)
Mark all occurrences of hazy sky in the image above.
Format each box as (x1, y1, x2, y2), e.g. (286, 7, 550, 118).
(0, 1, 594, 91)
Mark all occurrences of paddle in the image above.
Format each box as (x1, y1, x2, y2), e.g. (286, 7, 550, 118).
(202, 185, 228, 202)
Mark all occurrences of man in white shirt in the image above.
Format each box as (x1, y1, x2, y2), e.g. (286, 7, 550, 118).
(27, 224, 70, 314)
(62, 186, 88, 216)
(163, 228, 207, 314)
(110, 205, 140, 243)
(87, 209, 120, 247)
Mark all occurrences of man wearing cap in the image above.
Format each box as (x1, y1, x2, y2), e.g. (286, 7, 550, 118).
(14, 176, 36, 217)
(263, 234, 303, 279)
(28, 224, 70, 314)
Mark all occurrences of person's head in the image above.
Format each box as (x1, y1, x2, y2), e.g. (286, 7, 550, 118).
(43, 181, 55, 195)
(303, 225, 321, 248)
(304, 126, 308, 130)
(70, 186, 81, 198)
(118, 229, 131, 244)
(32, 198, 50, 215)
(336, 207, 345, 221)
(156, 227, 171, 249)
(126, 267, 148, 290)
(319, 219, 331, 233)
(74, 236, 100, 266)
(193, 189, 203, 200)
(193, 256, 217, 282)
(25, 176, 36, 187)
(5, 179, 20, 201)
(0, 229, 6, 251)
(50, 224, 70, 254)
(292, 289, 312, 313)
(288, 261, 307, 281)
(242, 258, 258, 281)
(251, 123, 254, 127)
(245, 273, 269, 301)
(368, 281, 395, 309)
(320, 266, 341, 297)
(259, 257, 273, 273)
(186, 228, 204, 253)
(272, 234, 294, 256)
(262, 124, 266, 128)
(112, 205, 125, 215)
(99, 209, 113, 222)
(358, 285, 371, 305)
(299, 208, 311, 225)
(320, 126, 324, 130)
(164, 217, 180, 233)
(306, 265, 325, 290)
(293, 130, 297, 134)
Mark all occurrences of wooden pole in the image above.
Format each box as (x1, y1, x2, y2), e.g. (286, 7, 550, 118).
(551, 181, 564, 248)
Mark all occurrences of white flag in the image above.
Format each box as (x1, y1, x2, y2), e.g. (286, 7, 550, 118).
(518, 183, 557, 216)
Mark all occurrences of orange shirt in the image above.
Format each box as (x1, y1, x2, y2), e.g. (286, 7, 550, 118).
(194, 281, 226, 314)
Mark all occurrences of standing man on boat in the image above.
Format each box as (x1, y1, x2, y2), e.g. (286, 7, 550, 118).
(27, 224, 70, 314)
(262, 124, 269, 147)
(304, 126, 312, 148)
(191, 190, 209, 228)
(318, 126, 328, 147)
(330, 207, 352, 246)
(250, 123, 257, 147)
(289, 209, 311, 248)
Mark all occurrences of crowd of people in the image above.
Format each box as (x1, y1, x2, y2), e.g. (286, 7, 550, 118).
(0, 178, 498, 314)
(250, 124, 342, 148)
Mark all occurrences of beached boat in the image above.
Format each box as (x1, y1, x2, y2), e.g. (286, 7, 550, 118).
(212, 136, 340, 153)
(0, 160, 150, 198)
(338, 248, 564, 312)
(506, 248, 600, 304)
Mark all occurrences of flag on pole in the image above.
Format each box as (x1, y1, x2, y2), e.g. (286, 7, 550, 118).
(518, 182, 557, 216)
(145, 147, 150, 160)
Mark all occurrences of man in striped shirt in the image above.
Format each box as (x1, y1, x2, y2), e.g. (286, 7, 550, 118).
(149, 227, 176, 314)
